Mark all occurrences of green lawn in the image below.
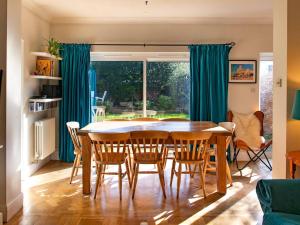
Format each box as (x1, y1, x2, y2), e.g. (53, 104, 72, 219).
(102, 113, 189, 120)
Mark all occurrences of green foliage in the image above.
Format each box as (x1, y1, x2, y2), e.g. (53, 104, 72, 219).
(92, 61, 190, 114)
(47, 38, 62, 59)
(157, 95, 174, 111)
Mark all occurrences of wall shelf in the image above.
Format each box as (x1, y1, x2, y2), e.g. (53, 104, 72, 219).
(31, 52, 62, 60)
(30, 75, 62, 80)
(29, 98, 62, 103)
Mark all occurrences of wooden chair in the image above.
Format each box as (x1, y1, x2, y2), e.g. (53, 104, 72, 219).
(161, 118, 190, 168)
(228, 111, 272, 171)
(130, 130, 169, 199)
(203, 122, 235, 186)
(170, 131, 212, 199)
(131, 117, 160, 121)
(66, 122, 82, 184)
(89, 132, 131, 200)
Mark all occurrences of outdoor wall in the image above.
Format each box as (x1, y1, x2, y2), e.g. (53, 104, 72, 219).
(51, 23, 273, 115)
(21, 6, 55, 177)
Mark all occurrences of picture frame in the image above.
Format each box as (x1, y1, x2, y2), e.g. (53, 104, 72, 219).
(229, 60, 257, 83)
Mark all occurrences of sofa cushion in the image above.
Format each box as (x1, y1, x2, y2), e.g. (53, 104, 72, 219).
(263, 212, 300, 225)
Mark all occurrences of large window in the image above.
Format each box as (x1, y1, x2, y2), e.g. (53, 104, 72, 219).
(91, 53, 190, 120)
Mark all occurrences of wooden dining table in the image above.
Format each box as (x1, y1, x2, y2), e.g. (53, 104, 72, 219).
(77, 120, 232, 195)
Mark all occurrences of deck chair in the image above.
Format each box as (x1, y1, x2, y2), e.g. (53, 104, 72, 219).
(228, 111, 272, 171)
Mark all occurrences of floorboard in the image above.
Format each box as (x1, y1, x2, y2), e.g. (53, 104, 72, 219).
(7, 160, 271, 225)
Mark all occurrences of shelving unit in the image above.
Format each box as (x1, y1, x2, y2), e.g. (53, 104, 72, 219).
(29, 98, 62, 103)
(31, 52, 62, 60)
(29, 51, 62, 113)
(30, 75, 62, 80)
(29, 98, 62, 113)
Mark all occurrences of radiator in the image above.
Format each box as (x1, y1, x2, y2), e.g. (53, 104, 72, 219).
(34, 117, 56, 160)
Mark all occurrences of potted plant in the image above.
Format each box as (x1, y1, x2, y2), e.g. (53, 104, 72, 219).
(47, 38, 62, 60)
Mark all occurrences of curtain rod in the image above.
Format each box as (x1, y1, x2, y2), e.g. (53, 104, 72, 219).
(91, 42, 236, 47)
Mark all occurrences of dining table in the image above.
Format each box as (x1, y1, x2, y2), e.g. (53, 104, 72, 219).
(77, 120, 232, 195)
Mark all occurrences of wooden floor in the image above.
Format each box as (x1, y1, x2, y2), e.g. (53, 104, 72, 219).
(7, 159, 271, 225)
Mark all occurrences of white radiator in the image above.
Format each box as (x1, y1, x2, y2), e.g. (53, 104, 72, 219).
(34, 117, 56, 160)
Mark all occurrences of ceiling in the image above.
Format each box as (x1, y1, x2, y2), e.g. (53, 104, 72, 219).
(23, 0, 273, 24)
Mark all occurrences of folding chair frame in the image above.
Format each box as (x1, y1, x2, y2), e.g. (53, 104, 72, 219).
(233, 140, 272, 171)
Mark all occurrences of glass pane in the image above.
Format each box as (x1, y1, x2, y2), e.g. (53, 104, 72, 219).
(91, 61, 143, 120)
(147, 62, 190, 119)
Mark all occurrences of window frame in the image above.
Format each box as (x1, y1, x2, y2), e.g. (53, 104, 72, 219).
(90, 52, 190, 117)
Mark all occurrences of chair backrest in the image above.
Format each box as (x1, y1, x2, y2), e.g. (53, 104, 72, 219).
(131, 117, 160, 121)
(171, 131, 212, 161)
(227, 110, 264, 136)
(88, 132, 130, 163)
(66, 122, 81, 151)
(218, 122, 236, 134)
(219, 122, 236, 149)
(130, 130, 169, 161)
(162, 118, 189, 121)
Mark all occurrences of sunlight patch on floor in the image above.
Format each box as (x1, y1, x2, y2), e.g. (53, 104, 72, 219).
(22, 167, 74, 189)
(180, 175, 261, 225)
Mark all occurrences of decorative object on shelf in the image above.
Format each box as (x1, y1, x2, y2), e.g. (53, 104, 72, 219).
(36, 58, 52, 76)
(229, 60, 257, 83)
(47, 38, 62, 60)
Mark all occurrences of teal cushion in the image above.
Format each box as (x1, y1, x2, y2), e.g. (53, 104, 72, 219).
(256, 179, 300, 214)
(263, 212, 300, 225)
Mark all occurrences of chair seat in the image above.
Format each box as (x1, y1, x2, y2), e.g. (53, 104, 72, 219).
(174, 152, 203, 162)
(95, 153, 126, 164)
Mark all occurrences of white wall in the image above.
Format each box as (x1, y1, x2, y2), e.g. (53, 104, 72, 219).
(0, 0, 23, 222)
(272, 0, 287, 178)
(21, 6, 55, 178)
(51, 23, 273, 114)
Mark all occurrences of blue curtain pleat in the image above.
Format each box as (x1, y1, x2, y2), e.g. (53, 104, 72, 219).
(59, 44, 91, 162)
(189, 44, 232, 123)
(189, 44, 232, 161)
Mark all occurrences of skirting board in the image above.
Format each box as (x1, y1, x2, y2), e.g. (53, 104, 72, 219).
(0, 193, 23, 222)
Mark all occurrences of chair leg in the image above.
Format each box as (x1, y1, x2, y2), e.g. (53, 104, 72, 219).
(199, 163, 206, 198)
(75, 153, 81, 176)
(69, 154, 78, 184)
(125, 159, 132, 188)
(94, 164, 103, 199)
(157, 163, 166, 198)
(226, 161, 233, 186)
(176, 163, 182, 199)
(203, 154, 210, 179)
(170, 159, 176, 186)
(188, 164, 194, 178)
(132, 163, 139, 199)
(118, 164, 122, 200)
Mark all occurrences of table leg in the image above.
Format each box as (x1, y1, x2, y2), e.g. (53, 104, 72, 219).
(80, 134, 92, 195)
(216, 135, 227, 194)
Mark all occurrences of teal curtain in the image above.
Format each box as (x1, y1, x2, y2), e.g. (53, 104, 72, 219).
(189, 44, 232, 123)
(59, 44, 91, 162)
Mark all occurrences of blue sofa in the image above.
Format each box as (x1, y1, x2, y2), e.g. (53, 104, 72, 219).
(256, 179, 300, 225)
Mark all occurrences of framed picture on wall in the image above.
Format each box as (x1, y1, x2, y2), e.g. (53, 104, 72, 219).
(229, 60, 257, 83)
